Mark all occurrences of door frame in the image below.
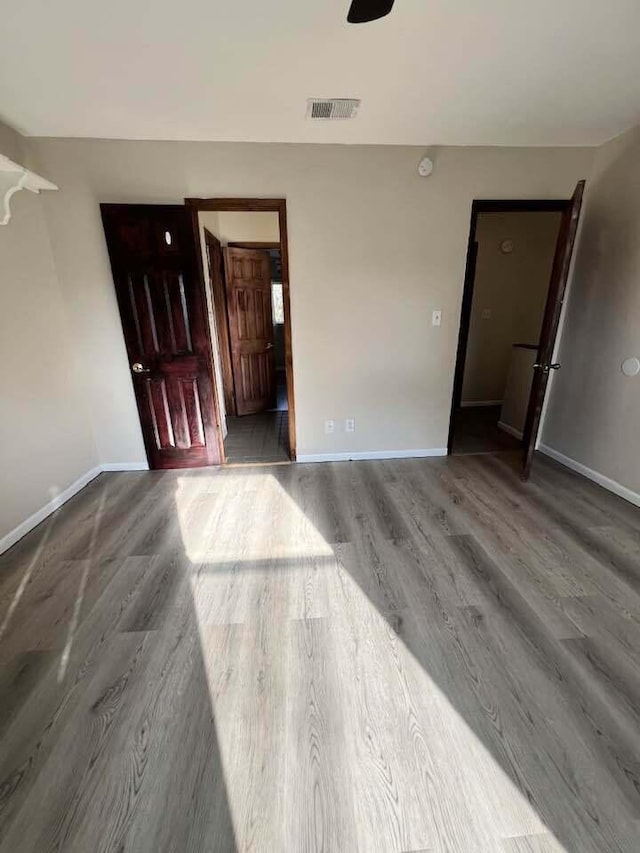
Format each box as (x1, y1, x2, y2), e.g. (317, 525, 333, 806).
(185, 197, 297, 462)
(447, 198, 570, 454)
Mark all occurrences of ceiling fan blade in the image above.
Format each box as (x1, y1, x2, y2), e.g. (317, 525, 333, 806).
(347, 0, 395, 24)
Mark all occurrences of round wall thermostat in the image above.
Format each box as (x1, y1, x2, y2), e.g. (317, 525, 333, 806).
(621, 357, 640, 377)
(418, 156, 433, 177)
(500, 239, 514, 254)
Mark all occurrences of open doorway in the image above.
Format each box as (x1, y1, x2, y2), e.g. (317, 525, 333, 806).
(448, 188, 586, 476)
(100, 199, 295, 472)
(189, 200, 295, 464)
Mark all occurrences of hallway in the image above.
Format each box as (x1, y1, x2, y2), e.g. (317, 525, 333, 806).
(224, 410, 290, 464)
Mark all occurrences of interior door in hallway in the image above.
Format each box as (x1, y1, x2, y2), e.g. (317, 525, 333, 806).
(224, 246, 276, 415)
(101, 204, 221, 469)
(522, 180, 585, 479)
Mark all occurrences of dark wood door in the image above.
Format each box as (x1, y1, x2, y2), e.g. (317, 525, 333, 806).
(101, 204, 221, 469)
(522, 180, 586, 479)
(223, 247, 276, 416)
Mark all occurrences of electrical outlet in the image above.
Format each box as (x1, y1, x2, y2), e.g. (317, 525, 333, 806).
(325, 419, 335, 434)
(482, 308, 492, 320)
(345, 418, 355, 433)
(432, 310, 442, 327)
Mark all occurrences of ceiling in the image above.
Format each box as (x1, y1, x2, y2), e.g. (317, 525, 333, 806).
(2, 0, 640, 146)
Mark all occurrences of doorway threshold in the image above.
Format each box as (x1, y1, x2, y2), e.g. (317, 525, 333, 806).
(223, 410, 290, 464)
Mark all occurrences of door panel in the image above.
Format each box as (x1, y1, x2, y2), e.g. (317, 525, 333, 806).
(127, 271, 193, 356)
(224, 247, 276, 415)
(522, 181, 586, 479)
(101, 204, 221, 469)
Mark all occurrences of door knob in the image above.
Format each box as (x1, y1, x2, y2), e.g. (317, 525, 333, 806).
(264, 342, 274, 350)
(533, 363, 561, 373)
(131, 362, 150, 374)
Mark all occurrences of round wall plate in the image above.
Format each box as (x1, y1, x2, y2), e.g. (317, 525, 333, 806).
(622, 357, 640, 377)
(418, 156, 433, 177)
(500, 239, 514, 254)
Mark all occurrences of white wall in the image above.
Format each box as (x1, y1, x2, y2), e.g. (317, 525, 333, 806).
(28, 138, 594, 461)
(206, 211, 280, 245)
(542, 126, 640, 499)
(462, 211, 561, 404)
(0, 124, 98, 544)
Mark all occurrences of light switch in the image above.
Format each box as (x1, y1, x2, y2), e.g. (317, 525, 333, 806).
(432, 310, 442, 326)
(482, 308, 492, 320)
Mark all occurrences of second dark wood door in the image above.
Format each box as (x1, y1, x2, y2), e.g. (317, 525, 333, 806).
(224, 247, 276, 415)
(101, 204, 221, 469)
(522, 180, 586, 479)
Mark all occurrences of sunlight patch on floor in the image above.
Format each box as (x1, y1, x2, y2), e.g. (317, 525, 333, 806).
(175, 472, 334, 563)
(175, 469, 567, 852)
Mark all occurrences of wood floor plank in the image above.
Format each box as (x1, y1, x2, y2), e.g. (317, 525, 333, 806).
(284, 462, 352, 546)
(0, 630, 153, 852)
(0, 650, 56, 741)
(384, 459, 470, 539)
(0, 556, 160, 836)
(501, 832, 567, 852)
(103, 622, 236, 853)
(328, 594, 442, 852)
(0, 558, 120, 663)
(531, 455, 640, 535)
(558, 592, 640, 666)
(456, 598, 640, 848)
(285, 617, 358, 852)
(202, 619, 287, 852)
(393, 605, 542, 851)
(448, 534, 640, 816)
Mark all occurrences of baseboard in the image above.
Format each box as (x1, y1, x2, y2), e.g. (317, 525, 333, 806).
(0, 465, 102, 556)
(460, 400, 503, 408)
(101, 462, 150, 472)
(0, 461, 151, 556)
(497, 421, 524, 440)
(538, 444, 640, 508)
(297, 448, 448, 463)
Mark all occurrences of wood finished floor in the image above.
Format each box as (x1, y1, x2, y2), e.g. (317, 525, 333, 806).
(1, 452, 640, 852)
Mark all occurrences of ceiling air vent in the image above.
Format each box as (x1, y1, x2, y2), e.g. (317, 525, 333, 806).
(306, 98, 361, 120)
